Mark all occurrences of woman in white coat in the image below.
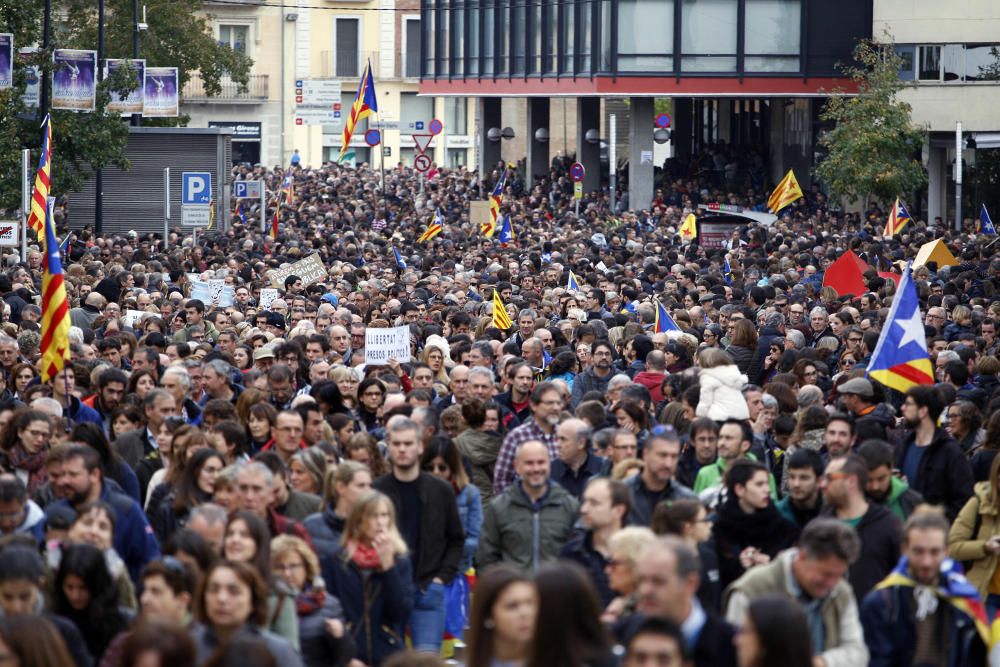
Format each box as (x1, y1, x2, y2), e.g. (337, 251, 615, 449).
(696, 348, 750, 422)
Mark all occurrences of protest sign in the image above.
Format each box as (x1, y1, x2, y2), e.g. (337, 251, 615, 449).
(364, 326, 412, 366)
(190, 279, 234, 307)
(259, 288, 279, 310)
(268, 253, 326, 288)
(122, 310, 145, 328)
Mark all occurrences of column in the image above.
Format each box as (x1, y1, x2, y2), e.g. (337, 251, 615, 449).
(672, 98, 693, 163)
(526, 97, 550, 184)
(926, 145, 946, 223)
(478, 97, 502, 175)
(717, 99, 732, 144)
(576, 97, 601, 193)
(628, 96, 654, 212)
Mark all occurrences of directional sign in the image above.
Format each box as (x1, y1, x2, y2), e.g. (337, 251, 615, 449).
(412, 134, 434, 153)
(428, 119, 444, 135)
(294, 79, 342, 106)
(655, 113, 671, 128)
(233, 180, 262, 199)
(569, 162, 586, 183)
(181, 205, 211, 227)
(182, 172, 211, 205)
(413, 154, 432, 173)
(294, 107, 341, 126)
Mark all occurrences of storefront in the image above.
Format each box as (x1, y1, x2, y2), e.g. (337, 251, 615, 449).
(208, 121, 262, 165)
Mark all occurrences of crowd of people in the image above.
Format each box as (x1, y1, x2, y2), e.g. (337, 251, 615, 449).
(1, 150, 999, 667)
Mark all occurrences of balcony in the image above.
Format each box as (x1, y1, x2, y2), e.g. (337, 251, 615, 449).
(319, 50, 420, 81)
(182, 74, 269, 104)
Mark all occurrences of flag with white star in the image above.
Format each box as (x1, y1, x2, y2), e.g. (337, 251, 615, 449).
(867, 262, 933, 393)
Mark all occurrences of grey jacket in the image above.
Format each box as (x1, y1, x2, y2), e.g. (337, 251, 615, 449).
(477, 481, 579, 570)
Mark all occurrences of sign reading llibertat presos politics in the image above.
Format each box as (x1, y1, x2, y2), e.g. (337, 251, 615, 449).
(365, 326, 412, 366)
(106, 59, 145, 115)
(143, 66, 178, 117)
(0, 35, 12, 89)
(52, 49, 97, 111)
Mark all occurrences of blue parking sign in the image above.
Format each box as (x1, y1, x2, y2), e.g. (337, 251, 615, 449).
(182, 172, 212, 205)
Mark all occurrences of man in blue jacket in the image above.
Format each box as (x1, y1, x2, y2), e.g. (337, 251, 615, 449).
(47, 444, 159, 583)
(50, 366, 102, 425)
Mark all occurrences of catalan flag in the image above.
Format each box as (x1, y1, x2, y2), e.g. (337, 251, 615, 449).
(492, 289, 512, 330)
(497, 215, 515, 247)
(866, 262, 934, 393)
(26, 114, 53, 244)
(679, 213, 697, 242)
(980, 204, 996, 235)
(883, 197, 912, 238)
(567, 270, 581, 293)
(269, 206, 278, 241)
(40, 197, 71, 383)
(767, 169, 804, 214)
(654, 300, 681, 333)
(340, 60, 378, 161)
(281, 167, 294, 205)
(723, 257, 733, 286)
(393, 246, 407, 270)
(418, 208, 444, 243)
(235, 202, 248, 225)
(482, 170, 507, 238)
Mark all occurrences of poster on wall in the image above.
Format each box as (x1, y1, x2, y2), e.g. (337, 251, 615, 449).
(18, 48, 39, 107)
(52, 49, 97, 111)
(106, 59, 145, 115)
(143, 66, 178, 117)
(0, 34, 12, 89)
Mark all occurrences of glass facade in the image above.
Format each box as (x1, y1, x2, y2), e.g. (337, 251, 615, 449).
(421, 0, 868, 80)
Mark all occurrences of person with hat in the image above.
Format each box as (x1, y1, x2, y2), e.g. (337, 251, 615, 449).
(838, 377, 896, 437)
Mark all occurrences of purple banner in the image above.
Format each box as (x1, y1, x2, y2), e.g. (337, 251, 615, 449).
(52, 49, 97, 111)
(143, 66, 178, 117)
(0, 34, 12, 89)
(107, 59, 145, 115)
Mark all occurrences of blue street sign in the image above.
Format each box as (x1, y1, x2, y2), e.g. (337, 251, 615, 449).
(182, 172, 212, 205)
(415, 121, 425, 130)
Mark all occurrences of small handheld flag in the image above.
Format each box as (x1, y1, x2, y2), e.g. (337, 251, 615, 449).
(40, 197, 71, 383)
(883, 198, 912, 237)
(767, 169, 804, 214)
(340, 60, 378, 161)
(679, 214, 697, 242)
(980, 204, 996, 235)
(482, 171, 507, 238)
(281, 167, 294, 205)
(497, 215, 515, 247)
(492, 289, 512, 330)
(27, 114, 53, 244)
(393, 247, 407, 270)
(654, 300, 681, 333)
(866, 262, 934, 393)
(236, 202, 248, 225)
(269, 206, 279, 240)
(723, 257, 733, 286)
(417, 208, 444, 243)
(567, 270, 581, 293)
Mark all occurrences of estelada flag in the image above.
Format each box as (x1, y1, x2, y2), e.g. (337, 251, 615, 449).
(767, 169, 803, 214)
(883, 197, 912, 237)
(418, 208, 444, 243)
(867, 262, 934, 393)
(41, 196, 71, 382)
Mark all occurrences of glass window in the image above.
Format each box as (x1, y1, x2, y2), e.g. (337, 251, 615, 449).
(966, 45, 1000, 81)
(453, 3, 464, 74)
(744, 0, 800, 72)
(483, 3, 494, 74)
(219, 25, 249, 53)
(467, 5, 479, 75)
(437, 6, 449, 76)
(400, 92, 435, 131)
(918, 45, 941, 81)
(445, 97, 468, 134)
(579, 0, 592, 71)
(447, 148, 468, 168)
(564, 1, 575, 72)
(400, 148, 417, 167)
(512, 1, 525, 72)
(405, 19, 421, 78)
(681, 0, 737, 72)
(896, 45, 915, 81)
(423, 7, 434, 76)
(942, 44, 964, 81)
(335, 18, 360, 78)
(618, 0, 673, 71)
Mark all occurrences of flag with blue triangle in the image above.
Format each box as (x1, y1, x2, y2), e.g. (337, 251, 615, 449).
(393, 247, 406, 270)
(654, 300, 681, 333)
(981, 204, 996, 235)
(723, 257, 733, 286)
(866, 262, 934, 393)
(497, 215, 515, 246)
(567, 270, 580, 292)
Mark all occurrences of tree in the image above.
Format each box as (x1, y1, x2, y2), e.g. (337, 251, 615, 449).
(814, 36, 927, 208)
(0, 0, 251, 213)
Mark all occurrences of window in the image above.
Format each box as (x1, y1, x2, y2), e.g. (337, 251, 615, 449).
(895, 45, 915, 81)
(918, 45, 941, 81)
(219, 25, 249, 53)
(942, 44, 964, 81)
(334, 17, 360, 78)
(447, 148, 468, 168)
(445, 97, 467, 135)
(404, 18, 421, 78)
(681, 0, 737, 72)
(453, 3, 464, 74)
(468, 6, 479, 75)
(400, 92, 435, 131)
(483, 3, 495, 74)
(618, 0, 673, 71)
(744, 0, 800, 72)
(966, 45, 1000, 81)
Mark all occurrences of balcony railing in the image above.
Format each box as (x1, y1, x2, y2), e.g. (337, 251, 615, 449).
(319, 50, 420, 81)
(182, 74, 269, 103)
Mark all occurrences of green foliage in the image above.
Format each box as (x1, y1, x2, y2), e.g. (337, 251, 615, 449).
(0, 0, 252, 212)
(814, 37, 928, 207)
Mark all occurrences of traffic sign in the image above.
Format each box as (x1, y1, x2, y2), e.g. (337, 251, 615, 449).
(233, 180, 262, 199)
(294, 79, 342, 106)
(365, 129, 381, 146)
(182, 172, 211, 205)
(294, 107, 341, 126)
(413, 154, 432, 172)
(412, 134, 434, 153)
(656, 113, 671, 128)
(428, 119, 444, 135)
(569, 162, 586, 183)
(181, 205, 211, 227)
(574, 182, 583, 199)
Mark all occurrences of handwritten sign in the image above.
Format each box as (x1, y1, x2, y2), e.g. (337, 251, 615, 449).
(190, 279, 234, 307)
(259, 288, 279, 311)
(364, 325, 412, 366)
(269, 253, 327, 288)
(122, 309, 145, 328)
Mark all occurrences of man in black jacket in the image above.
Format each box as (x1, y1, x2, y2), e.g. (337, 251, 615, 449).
(895, 385, 974, 520)
(374, 415, 464, 655)
(560, 477, 628, 606)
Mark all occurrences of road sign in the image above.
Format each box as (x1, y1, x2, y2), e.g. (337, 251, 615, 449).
(294, 79, 342, 106)
(233, 180, 262, 199)
(412, 134, 434, 153)
(428, 118, 444, 135)
(574, 182, 583, 199)
(569, 162, 586, 182)
(656, 113, 671, 128)
(182, 172, 211, 205)
(294, 107, 341, 126)
(414, 154, 432, 172)
(365, 129, 381, 146)
(181, 205, 211, 227)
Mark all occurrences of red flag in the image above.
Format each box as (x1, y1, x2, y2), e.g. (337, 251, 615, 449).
(822, 250, 867, 297)
(878, 271, 901, 287)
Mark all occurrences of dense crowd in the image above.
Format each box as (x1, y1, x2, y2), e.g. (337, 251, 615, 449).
(2, 150, 1000, 667)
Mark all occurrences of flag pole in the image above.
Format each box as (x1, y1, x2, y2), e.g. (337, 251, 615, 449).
(378, 113, 388, 235)
(21, 149, 29, 264)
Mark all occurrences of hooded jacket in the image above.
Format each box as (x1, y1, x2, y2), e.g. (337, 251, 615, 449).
(947, 481, 1000, 598)
(632, 370, 667, 404)
(454, 428, 502, 505)
(879, 475, 923, 521)
(696, 365, 750, 422)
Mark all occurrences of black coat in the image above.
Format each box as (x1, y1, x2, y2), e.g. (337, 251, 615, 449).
(303, 505, 346, 558)
(560, 530, 614, 607)
(895, 428, 974, 520)
(298, 591, 356, 667)
(824, 503, 901, 599)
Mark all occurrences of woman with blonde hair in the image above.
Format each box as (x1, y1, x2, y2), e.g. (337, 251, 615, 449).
(320, 491, 413, 667)
(601, 526, 656, 624)
(420, 344, 451, 386)
(329, 366, 360, 410)
(304, 460, 373, 555)
(696, 348, 750, 421)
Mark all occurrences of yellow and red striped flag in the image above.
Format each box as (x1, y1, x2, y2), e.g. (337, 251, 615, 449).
(418, 208, 444, 243)
(493, 289, 512, 330)
(26, 114, 53, 243)
(767, 169, 804, 214)
(482, 170, 506, 238)
(40, 190, 71, 383)
(269, 205, 279, 241)
(883, 197, 912, 237)
(339, 60, 378, 161)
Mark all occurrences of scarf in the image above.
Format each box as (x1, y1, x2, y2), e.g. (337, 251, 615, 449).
(295, 584, 327, 616)
(350, 541, 382, 570)
(10, 444, 48, 493)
